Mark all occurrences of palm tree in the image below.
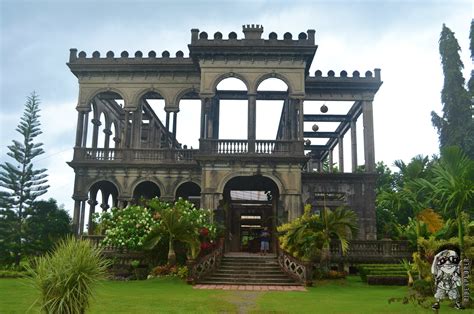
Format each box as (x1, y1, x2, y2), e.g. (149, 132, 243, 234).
(318, 205, 358, 271)
(144, 198, 202, 265)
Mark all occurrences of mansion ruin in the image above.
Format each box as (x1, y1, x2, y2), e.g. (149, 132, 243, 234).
(68, 25, 382, 252)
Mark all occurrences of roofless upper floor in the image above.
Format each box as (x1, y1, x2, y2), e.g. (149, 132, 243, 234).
(68, 25, 382, 173)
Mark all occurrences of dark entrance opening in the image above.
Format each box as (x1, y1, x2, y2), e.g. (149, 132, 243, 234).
(222, 176, 279, 253)
(176, 181, 201, 208)
(133, 181, 161, 203)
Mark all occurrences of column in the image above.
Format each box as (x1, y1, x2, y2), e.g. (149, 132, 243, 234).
(73, 199, 81, 235)
(329, 149, 334, 173)
(172, 111, 178, 144)
(87, 199, 98, 235)
(200, 98, 206, 139)
(79, 200, 86, 235)
(82, 112, 89, 147)
(122, 111, 130, 148)
(132, 107, 142, 148)
(248, 93, 257, 153)
(91, 118, 101, 148)
(296, 99, 304, 140)
(338, 136, 344, 172)
(75, 111, 85, 147)
(165, 111, 170, 133)
(212, 98, 220, 139)
(351, 120, 358, 172)
(104, 128, 112, 149)
(362, 100, 375, 172)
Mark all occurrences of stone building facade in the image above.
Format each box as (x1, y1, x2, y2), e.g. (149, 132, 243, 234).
(68, 25, 382, 249)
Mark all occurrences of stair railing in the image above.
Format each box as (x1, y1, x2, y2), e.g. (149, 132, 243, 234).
(276, 238, 313, 286)
(186, 240, 224, 285)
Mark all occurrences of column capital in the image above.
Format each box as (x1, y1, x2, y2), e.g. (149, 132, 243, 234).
(103, 128, 112, 136)
(87, 200, 99, 206)
(91, 118, 102, 126)
(77, 106, 91, 113)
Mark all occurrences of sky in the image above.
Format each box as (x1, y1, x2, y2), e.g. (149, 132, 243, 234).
(0, 0, 472, 214)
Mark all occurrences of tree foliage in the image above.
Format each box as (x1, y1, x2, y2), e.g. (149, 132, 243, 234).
(0, 92, 49, 265)
(431, 24, 474, 158)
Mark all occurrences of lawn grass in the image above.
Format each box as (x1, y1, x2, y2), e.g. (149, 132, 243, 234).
(0, 276, 465, 313)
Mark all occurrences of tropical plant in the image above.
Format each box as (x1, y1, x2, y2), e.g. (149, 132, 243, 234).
(278, 204, 358, 270)
(28, 237, 109, 314)
(0, 92, 49, 265)
(144, 198, 214, 265)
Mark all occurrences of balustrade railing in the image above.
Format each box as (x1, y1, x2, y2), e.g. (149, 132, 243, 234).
(74, 147, 198, 163)
(277, 249, 313, 286)
(330, 240, 413, 262)
(200, 139, 301, 155)
(186, 242, 224, 285)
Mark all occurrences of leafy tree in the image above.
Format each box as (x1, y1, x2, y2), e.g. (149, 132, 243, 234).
(23, 198, 71, 256)
(431, 24, 474, 158)
(0, 92, 49, 265)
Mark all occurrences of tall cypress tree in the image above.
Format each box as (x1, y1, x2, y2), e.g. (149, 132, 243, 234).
(432, 24, 474, 158)
(0, 92, 49, 265)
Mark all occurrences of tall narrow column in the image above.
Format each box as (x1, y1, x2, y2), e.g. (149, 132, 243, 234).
(351, 120, 358, 172)
(248, 93, 257, 153)
(91, 118, 101, 148)
(338, 136, 344, 173)
(79, 200, 86, 235)
(212, 99, 220, 139)
(132, 107, 142, 148)
(329, 149, 334, 173)
(82, 112, 89, 147)
(104, 128, 112, 149)
(165, 111, 170, 133)
(122, 111, 130, 148)
(73, 199, 81, 235)
(200, 98, 206, 139)
(296, 99, 304, 140)
(362, 100, 375, 172)
(172, 111, 178, 144)
(75, 111, 85, 147)
(87, 199, 98, 235)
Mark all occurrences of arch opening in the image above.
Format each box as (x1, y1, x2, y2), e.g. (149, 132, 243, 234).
(133, 181, 161, 203)
(217, 77, 248, 140)
(175, 181, 201, 208)
(222, 175, 280, 253)
(85, 180, 119, 235)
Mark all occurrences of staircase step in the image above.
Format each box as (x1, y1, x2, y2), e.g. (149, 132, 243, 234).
(197, 254, 300, 286)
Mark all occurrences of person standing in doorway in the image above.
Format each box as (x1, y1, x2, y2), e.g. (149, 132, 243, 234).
(260, 227, 270, 256)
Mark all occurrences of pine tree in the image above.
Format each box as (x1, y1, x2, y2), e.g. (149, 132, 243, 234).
(432, 24, 474, 158)
(0, 92, 49, 265)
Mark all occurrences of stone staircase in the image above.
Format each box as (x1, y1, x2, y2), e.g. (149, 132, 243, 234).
(198, 253, 301, 286)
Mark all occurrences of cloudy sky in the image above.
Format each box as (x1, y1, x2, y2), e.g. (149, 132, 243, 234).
(0, 0, 472, 213)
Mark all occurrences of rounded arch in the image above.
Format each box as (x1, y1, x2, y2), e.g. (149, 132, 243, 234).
(175, 87, 199, 107)
(254, 73, 293, 94)
(84, 88, 128, 111)
(132, 180, 162, 201)
(87, 178, 122, 197)
(132, 88, 167, 107)
(174, 180, 201, 199)
(212, 73, 250, 93)
(216, 172, 284, 195)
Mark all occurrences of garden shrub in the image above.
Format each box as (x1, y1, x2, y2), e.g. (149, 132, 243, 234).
(149, 264, 188, 279)
(367, 275, 408, 285)
(28, 237, 110, 314)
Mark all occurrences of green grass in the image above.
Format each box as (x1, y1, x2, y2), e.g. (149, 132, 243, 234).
(0, 276, 466, 313)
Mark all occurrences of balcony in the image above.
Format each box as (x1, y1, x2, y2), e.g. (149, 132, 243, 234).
(199, 139, 304, 156)
(72, 147, 198, 164)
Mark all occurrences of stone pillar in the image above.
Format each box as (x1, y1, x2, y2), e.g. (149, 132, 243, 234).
(200, 98, 206, 139)
(165, 111, 170, 133)
(132, 107, 142, 148)
(103, 128, 112, 149)
(351, 120, 358, 172)
(72, 199, 81, 235)
(329, 149, 333, 173)
(362, 100, 375, 172)
(338, 136, 344, 173)
(248, 93, 257, 153)
(82, 112, 89, 147)
(87, 200, 98, 235)
(294, 99, 304, 140)
(201, 193, 222, 221)
(91, 118, 101, 148)
(122, 111, 130, 148)
(212, 98, 220, 139)
(282, 194, 302, 221)
(75, 111, 85, 147)
(172, 111, 178, 144)
(79, 200, 87, 235)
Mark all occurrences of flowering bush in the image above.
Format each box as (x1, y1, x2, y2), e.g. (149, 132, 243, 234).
(95, 206, 154, 250)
